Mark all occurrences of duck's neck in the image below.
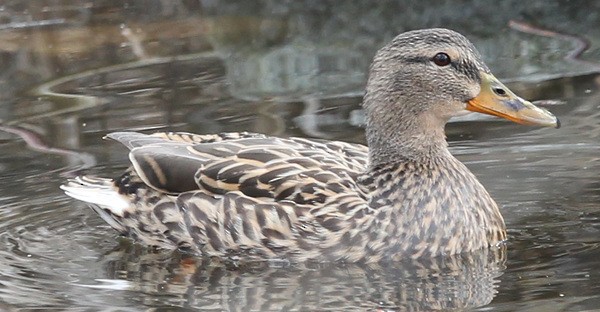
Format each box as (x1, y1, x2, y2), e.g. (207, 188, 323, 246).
(365, 105, 449, 169)
(361, 79, 454, 169)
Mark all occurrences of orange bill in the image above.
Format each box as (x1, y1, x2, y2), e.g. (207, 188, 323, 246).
(466, 72, 560, 128)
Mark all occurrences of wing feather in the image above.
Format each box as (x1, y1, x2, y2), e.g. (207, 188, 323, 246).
(111, 132, 368, 205)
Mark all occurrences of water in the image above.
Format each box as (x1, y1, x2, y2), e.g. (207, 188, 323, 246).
(0, 1, 600, 311)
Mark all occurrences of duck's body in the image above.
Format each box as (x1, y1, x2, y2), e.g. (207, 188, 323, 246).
(62, 28, 558, 262)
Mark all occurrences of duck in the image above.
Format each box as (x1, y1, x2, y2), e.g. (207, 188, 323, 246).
(61, 28, 559, 263)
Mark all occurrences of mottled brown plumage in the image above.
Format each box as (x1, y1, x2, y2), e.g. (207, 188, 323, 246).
(61, 28, 558, 263)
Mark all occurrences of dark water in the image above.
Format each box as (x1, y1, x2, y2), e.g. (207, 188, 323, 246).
(1, 1, 600, 311)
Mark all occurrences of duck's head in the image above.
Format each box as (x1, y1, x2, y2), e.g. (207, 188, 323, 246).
(363, 28, 559, 166)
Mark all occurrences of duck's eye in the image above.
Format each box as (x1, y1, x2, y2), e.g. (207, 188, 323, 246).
(432, 52, 451, 66)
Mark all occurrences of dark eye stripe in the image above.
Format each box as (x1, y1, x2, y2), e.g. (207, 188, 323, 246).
(450, 60, 480, 82)
(398, 56, 480, 82)
(400, 56, 430, 64)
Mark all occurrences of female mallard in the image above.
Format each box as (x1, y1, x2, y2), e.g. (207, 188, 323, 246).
(62, 28, 558, 262)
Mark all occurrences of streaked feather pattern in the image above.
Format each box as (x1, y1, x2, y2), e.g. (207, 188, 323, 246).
(62, 131, 505, 262)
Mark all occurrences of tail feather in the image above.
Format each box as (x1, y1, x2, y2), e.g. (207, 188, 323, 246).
(60, 176, 130, 232)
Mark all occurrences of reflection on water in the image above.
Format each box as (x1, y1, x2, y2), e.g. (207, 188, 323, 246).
(0, 0, 600, 311)
(93, 246, 505, 311)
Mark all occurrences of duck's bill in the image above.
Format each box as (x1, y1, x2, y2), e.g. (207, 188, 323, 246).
(466, 72, 560, 128)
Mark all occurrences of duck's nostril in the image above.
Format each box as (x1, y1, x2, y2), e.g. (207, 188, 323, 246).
(493, 87, 507, 96)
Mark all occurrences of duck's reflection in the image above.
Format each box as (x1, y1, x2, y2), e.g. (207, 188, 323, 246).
(100, 244, 506, 311)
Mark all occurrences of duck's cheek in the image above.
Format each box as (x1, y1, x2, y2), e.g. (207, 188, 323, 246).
(432, 100, 471, 121)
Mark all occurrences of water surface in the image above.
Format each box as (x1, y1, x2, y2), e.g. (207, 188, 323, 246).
(0, 1, 600, 311)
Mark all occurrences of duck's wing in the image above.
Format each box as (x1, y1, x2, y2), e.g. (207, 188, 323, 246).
(107, 131, 369, 203)
(106, 132, 267, 194)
